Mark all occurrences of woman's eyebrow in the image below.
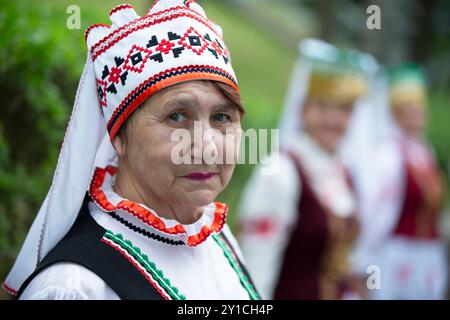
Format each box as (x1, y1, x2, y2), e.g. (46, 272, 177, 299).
(213, 102, 239, 112)
(163, 95, 198, 109)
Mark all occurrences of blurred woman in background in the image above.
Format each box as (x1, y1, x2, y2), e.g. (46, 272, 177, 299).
(237, 39, 377, 300)
(365, 64, 447, 299)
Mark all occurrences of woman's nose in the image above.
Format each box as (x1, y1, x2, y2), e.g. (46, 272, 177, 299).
(190, 120, 219, 164)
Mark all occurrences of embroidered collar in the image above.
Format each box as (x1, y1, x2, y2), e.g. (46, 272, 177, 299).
(89, 165, 228, 247)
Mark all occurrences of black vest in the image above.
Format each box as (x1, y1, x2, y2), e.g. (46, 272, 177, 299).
(17, 193, 258, 300)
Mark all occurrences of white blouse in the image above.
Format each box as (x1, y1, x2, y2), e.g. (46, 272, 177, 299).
(20, 166, 257, 300)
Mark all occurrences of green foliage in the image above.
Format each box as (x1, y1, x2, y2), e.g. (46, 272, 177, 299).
(0, 0, 86, 282)
(428, 91, 450, 172)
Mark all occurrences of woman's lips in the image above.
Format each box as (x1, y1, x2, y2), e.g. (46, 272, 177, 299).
(182, 172, 218, 181)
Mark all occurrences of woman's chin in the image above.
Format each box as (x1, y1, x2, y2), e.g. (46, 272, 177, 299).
(181, 189, 219, 208)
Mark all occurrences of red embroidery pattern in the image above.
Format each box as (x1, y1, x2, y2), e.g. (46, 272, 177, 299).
(106, 64, 237, 138)
(89, 6, 221, 61)
(96, 78, 108, 107)
(123, 45, 153, 73)
(178, 26, 208, 55)
(95, 28, 231, 113)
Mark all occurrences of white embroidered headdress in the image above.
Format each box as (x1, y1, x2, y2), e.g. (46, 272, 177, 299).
(3, 0, 238, 296)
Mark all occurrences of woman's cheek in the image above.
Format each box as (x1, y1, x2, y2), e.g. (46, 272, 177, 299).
(220, 164, 235, 188)
(221, 126, 241, 165)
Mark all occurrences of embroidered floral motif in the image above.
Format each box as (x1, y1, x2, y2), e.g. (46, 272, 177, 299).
(85, 3, 238, 140)
(96, 28, 231, 113)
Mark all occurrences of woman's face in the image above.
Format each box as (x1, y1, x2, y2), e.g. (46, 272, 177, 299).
(302, 98, 355, 152)
(114, 80, 242, 210)
(393, 103, 427, 138)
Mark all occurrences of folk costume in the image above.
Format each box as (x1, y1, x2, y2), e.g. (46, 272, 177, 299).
(3, 0, 259, 300)
(354, 64, 447, 299)
(237, 39, 376, 300)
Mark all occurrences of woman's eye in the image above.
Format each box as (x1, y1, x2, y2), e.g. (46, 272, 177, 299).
(168, 112, 186, 122)
(212, 113, 231, 123)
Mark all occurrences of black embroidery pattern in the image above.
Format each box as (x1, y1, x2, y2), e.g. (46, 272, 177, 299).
(107, 65, 236, 134)
(109, 212, 185, 246)
(96, 28, 230, 109)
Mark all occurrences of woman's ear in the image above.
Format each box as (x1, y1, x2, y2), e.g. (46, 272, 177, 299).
(112, 131, 127, 157)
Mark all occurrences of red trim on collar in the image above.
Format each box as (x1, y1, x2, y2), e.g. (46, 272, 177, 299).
(89, 166, 228, 247)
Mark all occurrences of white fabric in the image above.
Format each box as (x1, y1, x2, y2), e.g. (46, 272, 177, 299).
(348, 132, 443, 276)
(238, 133, 356, 299)
(4, 0, 239, 296)
(21, 197, 249, 300)
(4, 53, 108, 294)
(278, 60, 311, 148)
(371, 237, 447, 300)
(356, 135, 448, 299)
(340, 68, 395, 167)
(349, 138, 405, 275)
(238, 154, 299, 299)
(20, 262, 120, 300)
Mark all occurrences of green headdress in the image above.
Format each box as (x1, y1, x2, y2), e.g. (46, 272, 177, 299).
(388, 63, 427, 109)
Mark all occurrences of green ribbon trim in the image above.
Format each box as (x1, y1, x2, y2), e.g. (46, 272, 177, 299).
(212, 233, 260, 300)
(103, 230, 186, 300)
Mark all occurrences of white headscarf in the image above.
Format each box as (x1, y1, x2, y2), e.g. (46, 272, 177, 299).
(3, 0, 238, 295)
(2, 53, 115, 295)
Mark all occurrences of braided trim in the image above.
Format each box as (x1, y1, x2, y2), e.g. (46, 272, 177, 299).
(91, 6, 221, 61)
(109, 4, 133, 17)
(109, 211, 185, 246)
(106, 64, 238, 139)
(84, 23, 110, 43)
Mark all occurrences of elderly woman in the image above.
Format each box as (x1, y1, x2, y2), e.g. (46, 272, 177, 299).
(2, 0, 260, 300)
(237, 39, 376, 300)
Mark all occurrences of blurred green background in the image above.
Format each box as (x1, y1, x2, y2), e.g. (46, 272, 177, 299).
(0, 0, 449, 299)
